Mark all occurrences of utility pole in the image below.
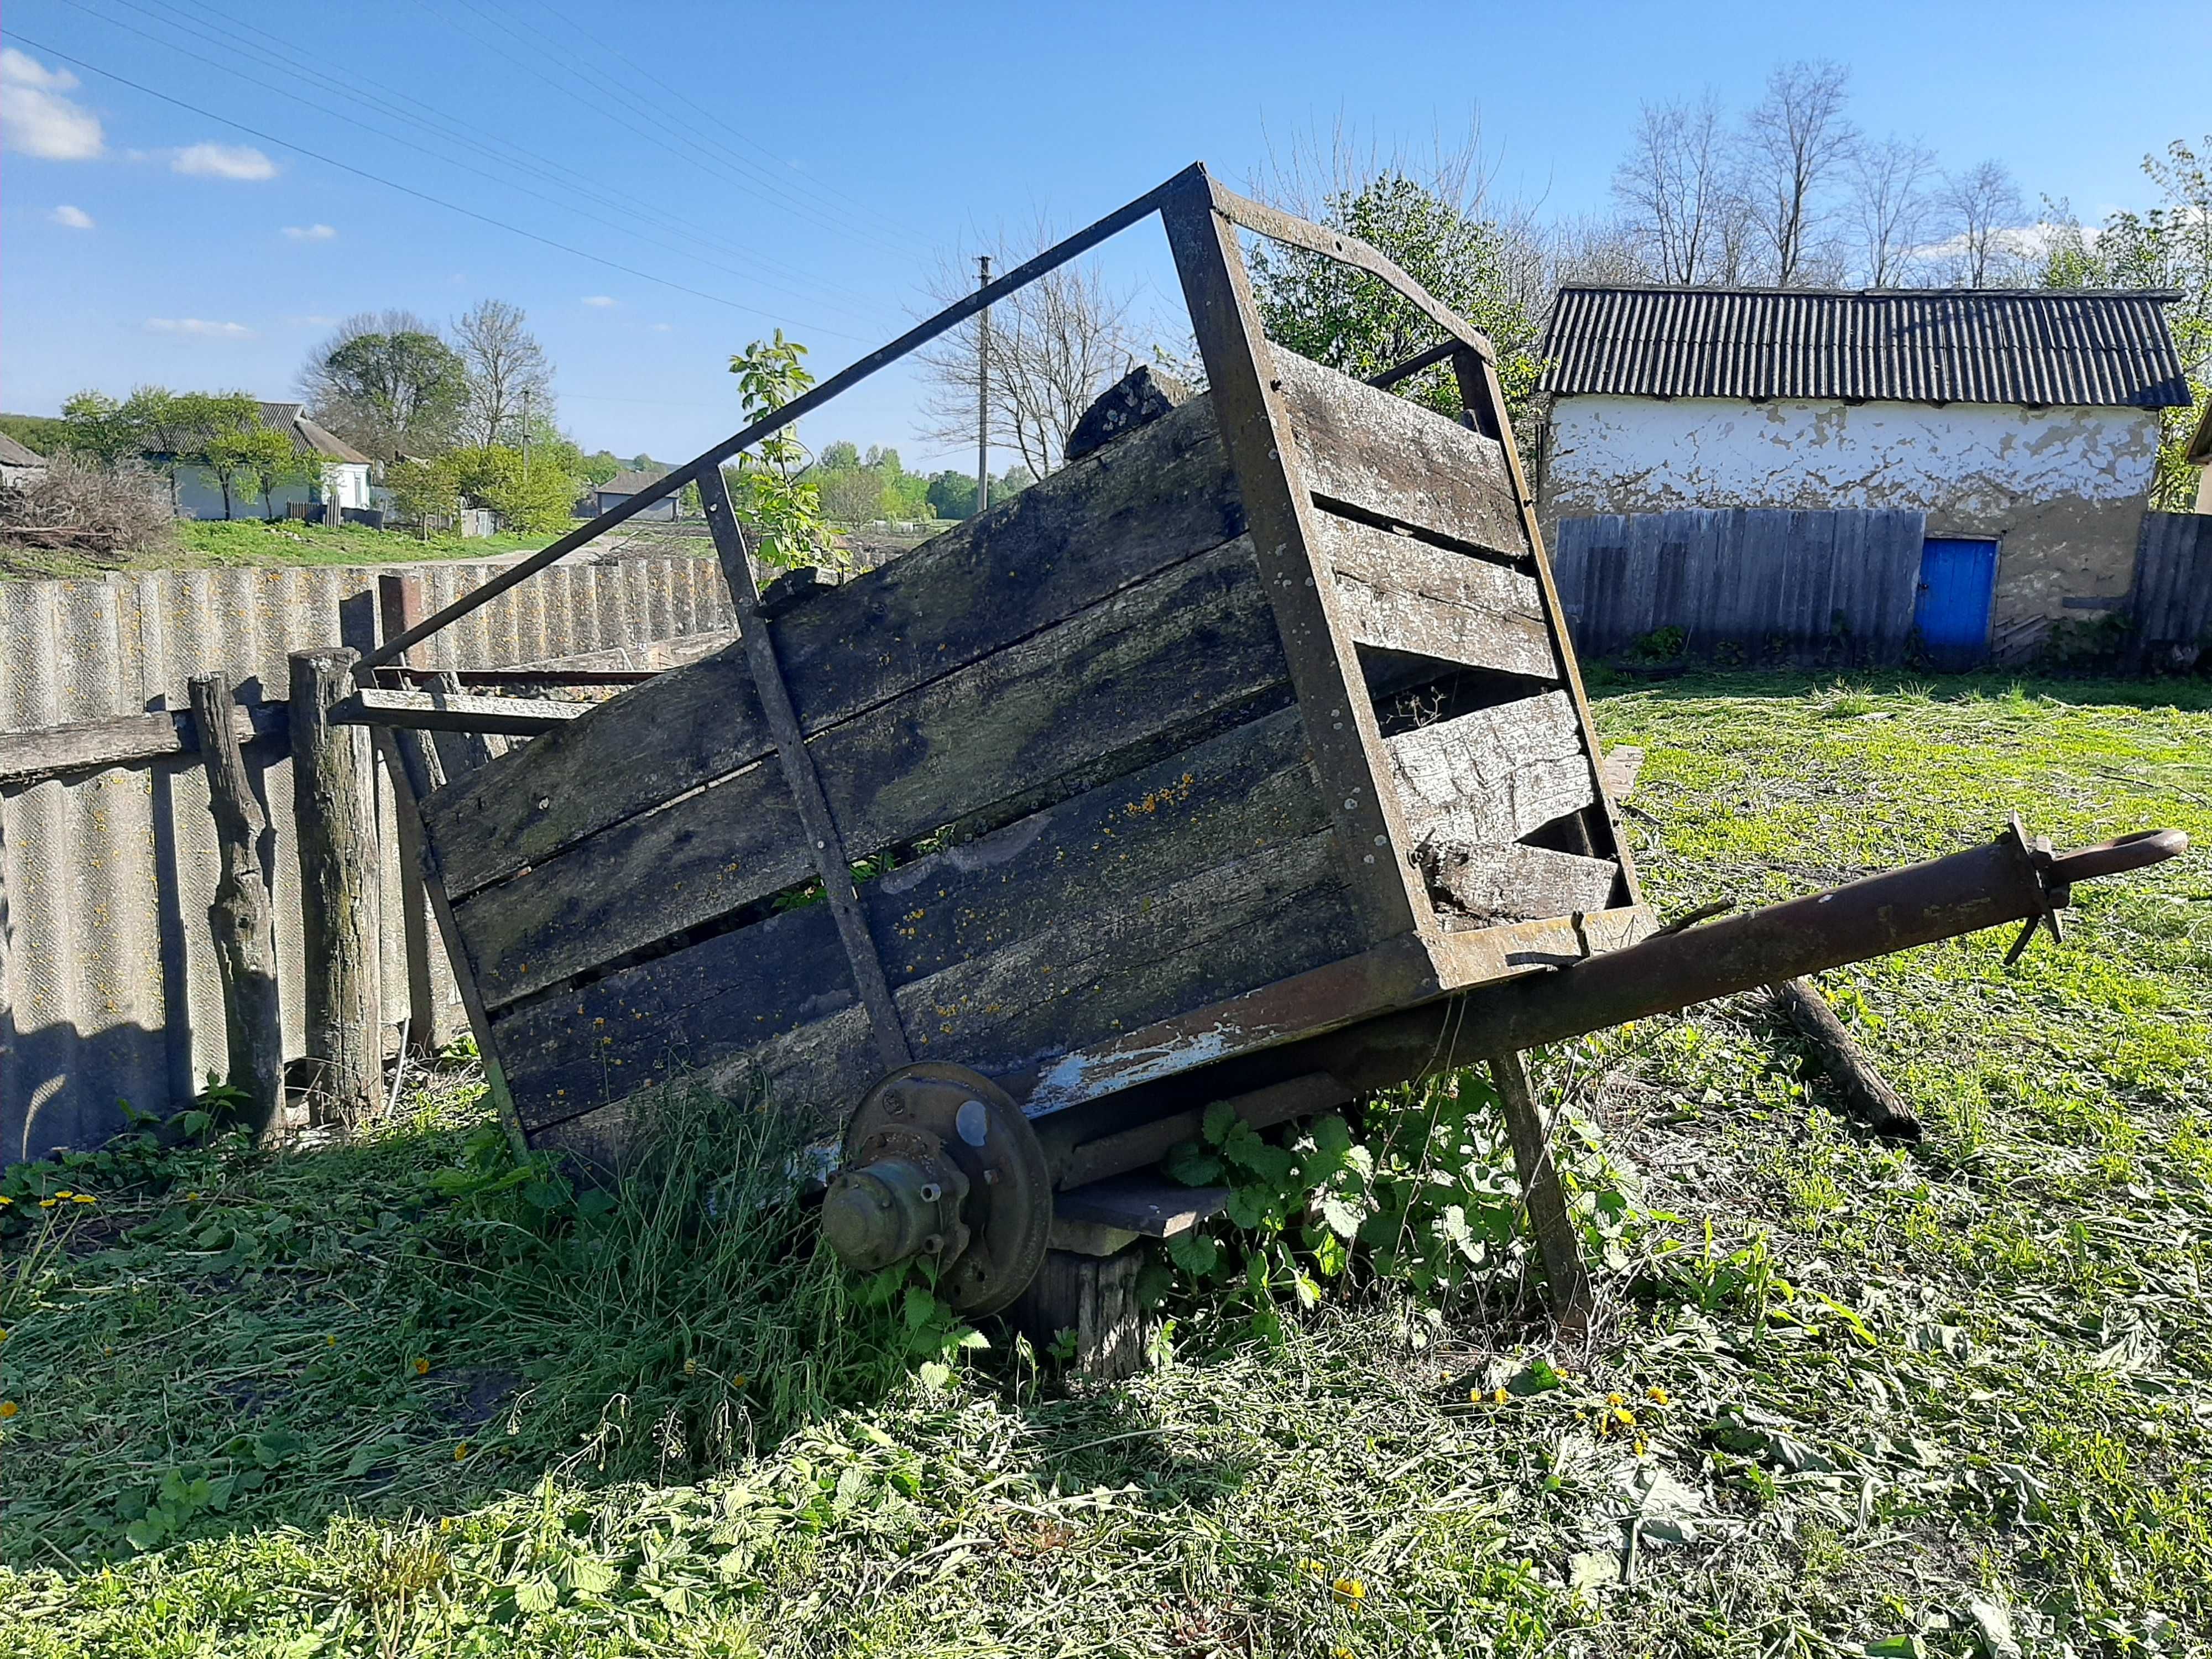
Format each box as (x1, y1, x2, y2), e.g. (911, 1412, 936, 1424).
(520, 388, 531, 483)
(975, 254, 991, 515)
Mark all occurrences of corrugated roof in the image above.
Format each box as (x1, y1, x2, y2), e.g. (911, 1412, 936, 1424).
(598, 468, 668, 495)
(258, 402, 372, 465)
(0, 432, 47, 468)
(1541, 286, 2190, 408)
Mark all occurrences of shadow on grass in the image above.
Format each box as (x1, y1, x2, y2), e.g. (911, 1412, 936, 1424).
(1581, 663, 2212, 713)
(0, 1078, 978, 1567)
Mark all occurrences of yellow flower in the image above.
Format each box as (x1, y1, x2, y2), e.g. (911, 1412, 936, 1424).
(684, 1358, 698, 1376)
(412, 1357, 430, 1376)
(1298, 1558, 1325, 1575)
(0, 1195, 13, 1206)
(38, 1199, 56, 1209)
(453, 1442, 469, 1461)
(72, 1194, 96, 1204)
(1492, 1387, 1510, 1405)
(1647, 1385, 1669, 1405)
(1634, 1437, 1648, 1456)
(0, 1401, 17, 1419)
(1332, 1577, 1366, 1604)
(1613, 1407, 1637, 1427)
(731, 1375, 747, 1389)
(55, 1190, 73, 1200)
(326, 1334, 337, 1348)
(1606, 1392, 1626, 1408)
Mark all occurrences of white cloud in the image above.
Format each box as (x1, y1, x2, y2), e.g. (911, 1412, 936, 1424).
(145, 317, 254, 338)
(650, 322, 672, 332)
(289, 314, 339, 326)
(582, 294, 617, 307)
(50, 204, 95, 229)
(1, 48, 104, 160)
(172, 142, 276, 180)
(282, 222, 336, 241)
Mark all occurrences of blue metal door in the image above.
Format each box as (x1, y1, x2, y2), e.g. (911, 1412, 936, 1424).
(1914, 538, 1998, 669)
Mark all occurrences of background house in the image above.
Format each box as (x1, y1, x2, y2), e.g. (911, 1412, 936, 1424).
(173, 403, 373, 520)
(2189, 400, 2212, 515)
(1537, 288, 2190, 660)
(0, 433, 48, 491)
(585, 467, 677, 520)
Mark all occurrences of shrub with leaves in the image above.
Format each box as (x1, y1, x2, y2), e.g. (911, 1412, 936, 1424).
(1151, 1067, 1645, 1343)
(726, 331, 834, 570)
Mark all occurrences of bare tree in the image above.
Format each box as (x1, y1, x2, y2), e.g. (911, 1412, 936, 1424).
(916, 216, 1141, 480)
(1613, 93, 1736, 284)
(1939, 160, 2027, 287)
(1848, 135, 1940, 286)
(1739, 60, 1859, 286)
(451, 299, 552, 447)
(1541, 213, 1657, 290)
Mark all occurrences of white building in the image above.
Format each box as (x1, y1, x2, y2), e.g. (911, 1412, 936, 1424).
(1537, 287, 2190, 647)
(2189, 400, 2212, 515)
(0, 432, 49, 490)
(172, 403, 373, 521)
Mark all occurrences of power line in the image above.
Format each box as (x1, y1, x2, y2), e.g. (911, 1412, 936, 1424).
(61, 0, 893, 321)
(3, 31, 875, 339)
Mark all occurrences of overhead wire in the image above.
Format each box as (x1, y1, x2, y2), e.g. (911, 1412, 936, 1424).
(2, 30, 873, 337)
(56, 0, 893, 322)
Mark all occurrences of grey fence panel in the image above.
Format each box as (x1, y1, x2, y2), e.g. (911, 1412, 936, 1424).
(2131, 512, 2212, 670)
(1, 551, 735, 1161)
(1552, 507, 1927, 662)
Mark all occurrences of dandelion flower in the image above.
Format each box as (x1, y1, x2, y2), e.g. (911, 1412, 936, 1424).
(0, 1196, 13, 1206)
(326, 1335, 337, 1348)
(454, 1443, 469, 1461)
(1634, 1437, 1648, 1456)
(1647, 1385, 1670, 1405)
(1492, 1387, 1509, 1405)
(55, 1191, 73, 1200)
(1614, 1407, 1636, 1427)
(1332, 1577, 1366, 1604)
(0, 1401, 17, 1419)
(1467, 1387, 1481, 1403)
(185, 1192, 201, 1202)
(72, 1194, 96, 1204)
(38, 1199, 56, 1209)
(1297, 1559, 1325, 1576)
(1606, 1392, 1626, 1407)
(413, 1357, 430, 1376)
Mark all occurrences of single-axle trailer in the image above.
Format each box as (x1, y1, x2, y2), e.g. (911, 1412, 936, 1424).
(337, 165, 2185, 1347)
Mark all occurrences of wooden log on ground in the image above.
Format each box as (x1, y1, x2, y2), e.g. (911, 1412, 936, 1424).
(1009, 1246, 1146, 1380)
(1764, 977, 1921, 1141)
(289, 649, 382, 1126)
(1488, 1050, 1592, 1331)
(189, 673, 285, 1138)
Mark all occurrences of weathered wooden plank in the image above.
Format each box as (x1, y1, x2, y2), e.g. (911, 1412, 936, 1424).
(1318, 514, 1556, 680)
(1056, 1175, 1228, 1237)
(1429, 903, 1652, 991)
(1275, 350, 1526, 557)
(1383, 690, 1595, 851)
(497, 706, 1337, 1127)
(459, 538, 1289, 1007)
(289, 649, 382, 1125)
(1421, 841, 1621, 926)
(189, 674, 285, 1137)
(1598, 745, 1644, 801)
(0, 701, 285, 787)
(424, 392, 1243, 900)
(334, 687, 588, 737)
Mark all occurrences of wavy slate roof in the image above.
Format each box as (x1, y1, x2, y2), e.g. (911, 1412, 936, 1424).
(1541, 286, 2189, 409)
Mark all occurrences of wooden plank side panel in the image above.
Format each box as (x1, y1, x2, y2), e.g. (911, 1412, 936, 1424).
(1318, 515, 1557, 681)
(456, 538, 1290, 1007)
(1423, 841, 1621, 927)
(424, 392, 1244, 899)
(1275, 352, 1527, 556)
(1383, 690, 1595, 851)
(498, 704, 1340, 1130)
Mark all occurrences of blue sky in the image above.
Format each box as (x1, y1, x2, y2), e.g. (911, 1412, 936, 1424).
(4, 0, 2206, 469)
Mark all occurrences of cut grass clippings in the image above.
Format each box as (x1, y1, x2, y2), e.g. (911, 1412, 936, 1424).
(1, 670, 2209, 1656)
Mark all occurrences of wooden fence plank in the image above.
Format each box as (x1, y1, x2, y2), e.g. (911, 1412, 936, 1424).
(0, 702, 286, 787)
(1421, 841, 1620, 926)
(189, 674, 284, 1136)
(289, 649, 382, 1125)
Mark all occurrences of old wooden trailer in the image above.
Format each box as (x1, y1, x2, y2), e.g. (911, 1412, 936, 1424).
(341, 165, 2185, 1353)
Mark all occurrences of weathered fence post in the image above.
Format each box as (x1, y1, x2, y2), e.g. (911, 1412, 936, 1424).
(188, 672, 285, 1136)
(377, 571, 450, 1053)
(1488, 1051, 1593, 1331)
(289, 647, 382, 1125)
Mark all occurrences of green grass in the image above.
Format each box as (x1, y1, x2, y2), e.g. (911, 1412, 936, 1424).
(0, 519, 571, 582)
(2, 672, 2209, 1655)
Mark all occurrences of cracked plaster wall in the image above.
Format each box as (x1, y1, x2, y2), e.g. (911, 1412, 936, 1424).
(1540, 395, 2161, 630)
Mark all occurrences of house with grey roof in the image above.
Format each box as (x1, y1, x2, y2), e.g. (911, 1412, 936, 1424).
(0, 432, 48, 491)
(1536, 286, 2190, 654)
(172, 401, 374, 521)
(583, 467, 679, 520)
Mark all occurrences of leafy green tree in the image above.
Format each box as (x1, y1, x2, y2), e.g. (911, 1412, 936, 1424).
(202, 419, 298, 521)
(926, 469, 977, 520)
(384, 455, 462, 539)
(726, 332, 830, 568)
(314, 328, 468, 462)
(445, 444, 581, 534)
(578, 450, 623, 487)
(2043, 135, 2211, 508)
(816, 441, 862, 471)
(1248, 173, 1545, 431)
(59, 392, 142, 466)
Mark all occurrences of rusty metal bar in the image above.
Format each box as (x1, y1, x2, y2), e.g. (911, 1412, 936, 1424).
(696, 465, 911, 1073)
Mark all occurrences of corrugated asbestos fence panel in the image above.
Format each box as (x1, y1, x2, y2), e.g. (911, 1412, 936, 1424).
(2130, 512, 2212, 671)
(1, 552, 735, 1161)
(1551, 508, 1927, 663)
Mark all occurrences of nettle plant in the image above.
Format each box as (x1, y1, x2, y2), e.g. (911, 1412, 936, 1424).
(1149, 1069, 1645, 1343)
